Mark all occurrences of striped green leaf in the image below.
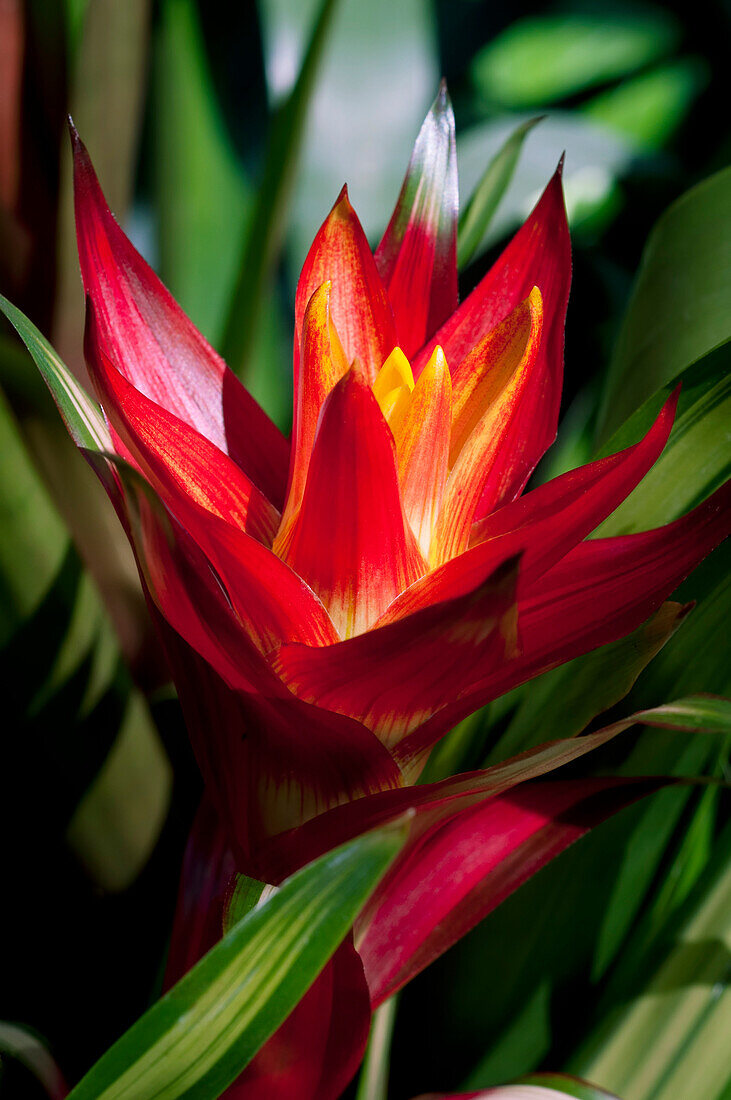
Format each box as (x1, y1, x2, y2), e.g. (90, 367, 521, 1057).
(67, 822, 407, 1100)
(633, 695, 731, 735)
(457, 116, 543, 269)
(0, 294, 109, 453)
(571, 826, 731, 1100)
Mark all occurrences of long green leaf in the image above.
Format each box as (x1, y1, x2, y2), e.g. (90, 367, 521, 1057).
(596, 166, 731, 443)
(68, 822, 407, 1100)
(0, 1022, 68, 1099)
(0, 293, 109, 452)
(457, 116, 542, 269)
(152, 0, 252, 346)
(633, 696, 731, 735)
(0, 298, 171, 891)
(220, 0, 341, 377)
(571, 826, 731, 1100)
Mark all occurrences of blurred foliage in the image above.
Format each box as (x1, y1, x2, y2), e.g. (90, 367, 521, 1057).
(0, 0, 729, 1096)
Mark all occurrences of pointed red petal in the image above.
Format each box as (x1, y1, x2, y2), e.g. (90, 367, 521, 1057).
(110, 456, 335, 683)
(71, 127, 289, 507)
(294, 186, 397, 384)
(433, 289, 543, 563)
(375, 83, 458, 357)
(381, 387, 679, 620)
(85, 309, 279, 546)
(413, 164, 571, 509)
(276, 282, 349, 556)
(256, 675, 685, 882)
(101, 459, 401, 859)
(283, 366, 427, 637)
(395, 345, 452, 558)
(393, 480, 731, 765)
(357, 776, 667, 1005)
(275, 556, 518, 756)
(175, 656, 404, 871)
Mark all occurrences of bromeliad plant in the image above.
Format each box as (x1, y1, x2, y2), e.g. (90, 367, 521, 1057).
(2, 85, 729, 1099)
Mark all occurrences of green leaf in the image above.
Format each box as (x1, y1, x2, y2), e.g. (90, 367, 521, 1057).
(0, 300, 171, 891)
(222, 874, 267, 933)
(458, 116, 543, 269)
(470, 12, 678, 109)
(0, 385, 68, 647)
(67, 822, 407, 1100)
(571, 825, 731, 1100)
(633, 695, 731, 735)
(456, 112, 635, 258)
(0, 1021, 68, 1099)
(596, 167, 731, 444)
(583, 58, 707, 150)
(594, 345, 731, 535)
(152, 0, 252, 346)
(0, 294, 110, 452)
(221, 0, 342, 377)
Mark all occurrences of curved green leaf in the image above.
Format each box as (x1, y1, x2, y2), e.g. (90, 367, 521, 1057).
(0, 293, 109, 452)
(571, 826, 731, 1100)
(458, 116, 543, 269)
(633, 695, 731, 735)
(594, 344, 731, 534)
(470, 12, 678, 108)
(67, 822, 407, 1100)
(597, 167, 731, 443)
(152, 0, 252, 346)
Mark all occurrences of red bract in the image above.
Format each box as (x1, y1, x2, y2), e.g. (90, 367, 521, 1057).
(59, 85, 729, 1098)
(71, 91, 727, 860)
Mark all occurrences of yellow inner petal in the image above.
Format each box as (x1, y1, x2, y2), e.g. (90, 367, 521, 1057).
(373, 347, 415, 433)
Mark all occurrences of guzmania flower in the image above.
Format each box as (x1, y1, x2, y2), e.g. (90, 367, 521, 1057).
(69, 90, 728, 875)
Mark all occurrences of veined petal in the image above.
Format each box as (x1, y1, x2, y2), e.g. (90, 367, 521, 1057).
(395, 345, 452, 558)
(413, 163, 570, 509)
(166, 648, 404, 871)
(275, 556, 518, 754)
(375, 82, 458, 357)
(294, 186, 397, 384)
(71, 126, 289, 506)
(432, 289, 543, 565)
(276, 282, 349, 556)
(383, 387, 678, 618)
(84, 307, 279, 545)
(468, 387, 679, 585)
(356, 777, 666, 1006)
(393, 480, 731, 766)
(257, 666, 688, 883)
(282, 365, 427, 637)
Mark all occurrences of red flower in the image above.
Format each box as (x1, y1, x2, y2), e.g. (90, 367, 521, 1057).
(11, 85, 725, 1100)
(69, 90, 728, 870)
